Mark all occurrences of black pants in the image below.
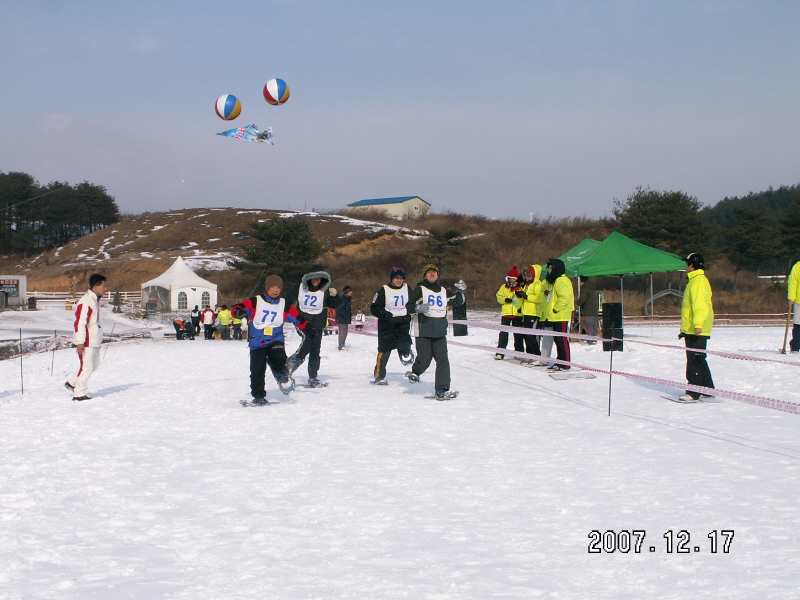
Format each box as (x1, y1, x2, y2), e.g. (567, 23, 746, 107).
(551, 321, 571, 368)
(791, 324, 800, 352)
(521, 315, 541, 355)
(232, 324, 242, 340)
(204, 324, 214, 340)
(684, 334, 714, 398)
(411, 336, 450, 391)
(249, 342, 288, 398)
(497, 316, 524, 356)
(294, 328, 323, 379)
(374, 319, 413, 380)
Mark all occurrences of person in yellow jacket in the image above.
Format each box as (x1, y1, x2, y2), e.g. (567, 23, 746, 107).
(787, 260, 800, 353)
(217, 305, 233, 340)
(519, 264, 545, 363)
(678, 253, 715, 401)
(494, 266, 525, 359)
(540, 258, 574, 371)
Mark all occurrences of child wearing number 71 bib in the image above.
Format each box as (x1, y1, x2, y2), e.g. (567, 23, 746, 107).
(231, 275, 308, 404)
(369, 267, 415, 385)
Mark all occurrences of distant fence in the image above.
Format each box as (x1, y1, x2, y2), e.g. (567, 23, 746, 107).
(26, 291, 142, 308)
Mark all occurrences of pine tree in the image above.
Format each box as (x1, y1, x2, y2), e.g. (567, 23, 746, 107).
(725, 207, 783, 282)
(613, 186, 708, 257)
(230, 216, 323, 285)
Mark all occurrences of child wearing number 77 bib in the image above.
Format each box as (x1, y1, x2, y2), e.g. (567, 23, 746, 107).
(231, 275, 308, 404)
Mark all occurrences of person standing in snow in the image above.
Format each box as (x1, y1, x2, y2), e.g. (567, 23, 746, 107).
(450, 280, 468, 336)
(190, 305, 201, 337)
(576, 276, 599, 342)
(285, 265, 333, 388)
(354, 309, 365, 331)
(370, 267, 415, 385)
(333, 285, 353, 350)
(520, 264, 545, 363)
(678, 253, 715, 401)
(495, 266, 525, 359)
(65, 274, 107, 401)
(541, 258, 574, 372)
(787, 259, 800, 353)
(232, 275, 307, 404)
(404, 264, 465, 399)
(201, 305, 216, 340)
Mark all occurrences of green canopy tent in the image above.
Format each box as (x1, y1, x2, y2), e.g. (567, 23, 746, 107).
(559, 232, 685, 278)
(558, 237, 602, 278)
(558, 231, 686, 327)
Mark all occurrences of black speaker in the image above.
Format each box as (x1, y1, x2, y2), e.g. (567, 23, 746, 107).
(602, 327, 623, 352)
(602, 302, 623, 328)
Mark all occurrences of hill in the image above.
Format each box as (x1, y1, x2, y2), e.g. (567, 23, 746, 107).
(0, 208, 788, 315)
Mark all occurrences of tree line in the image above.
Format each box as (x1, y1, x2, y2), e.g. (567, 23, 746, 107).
(0, 171, 120, 255)
(613, 184, 800, 277)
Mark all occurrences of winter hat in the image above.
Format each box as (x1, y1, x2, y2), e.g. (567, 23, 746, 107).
(685, 252, 705, 269)
(343, 285, 352, 294)
(422, 263, 439, 277)
(507, 266, 520, 281)
(389, 267, 406, 280)
(329, 287, 338, 297)
(264, 275, 283, 291)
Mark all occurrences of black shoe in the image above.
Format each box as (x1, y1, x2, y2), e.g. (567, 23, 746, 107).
(72, 396, 91, 401)
(64, 381, 75, 392)
(405, 371, 419, 383)
(307, 378, 325, 388)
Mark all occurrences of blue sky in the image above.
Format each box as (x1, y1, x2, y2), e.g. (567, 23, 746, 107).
(2, 1, 799, 218)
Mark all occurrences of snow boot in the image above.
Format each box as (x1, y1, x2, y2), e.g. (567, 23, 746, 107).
(370, 378, 388, 386)
(72, 396, 91, 401)
(307, 378, 325, 389)
(64, 381, 75, 392)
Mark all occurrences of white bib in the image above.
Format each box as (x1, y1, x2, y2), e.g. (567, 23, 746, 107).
(420, 285, 448, 318)
(384, 284, 409, 316)
(252, 297, 285, 330)
(299, 289, 325, 315)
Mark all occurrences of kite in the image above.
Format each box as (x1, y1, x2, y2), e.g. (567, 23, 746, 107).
(216, 124, 274, 145)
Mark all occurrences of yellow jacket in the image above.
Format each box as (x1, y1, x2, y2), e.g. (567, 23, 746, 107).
(681, 269, 713, 336)
(496, 283, 523, 317)
(217, 309, 232, 326)
(788, 261, 800, 303)
(543, 275, 574, 322)
(522, 264, 545, 317)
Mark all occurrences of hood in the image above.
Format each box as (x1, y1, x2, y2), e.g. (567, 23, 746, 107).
(545, 258, 565, 284)
(529, 264, 542, 281)
(301, 269, 331, 292)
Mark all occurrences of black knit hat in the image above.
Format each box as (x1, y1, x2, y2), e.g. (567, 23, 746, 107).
(389, 267, 406, 280)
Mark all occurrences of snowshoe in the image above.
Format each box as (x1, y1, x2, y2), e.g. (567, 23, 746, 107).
(370, 378, 388, 386)
(405, 371, 420, 384)
(399, 351, 415, 366)
(306, 378, 327, 388)
(546, 364, 568, 372)
(285, 353, 304, 374)
(431, 389, 459, 401)
(72, 396, 91, 402)
(275, 370, 295, 395)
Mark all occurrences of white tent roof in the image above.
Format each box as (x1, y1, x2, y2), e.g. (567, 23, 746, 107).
(141, 257, 218, 291)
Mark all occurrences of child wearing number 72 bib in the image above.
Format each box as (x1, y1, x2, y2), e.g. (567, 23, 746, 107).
(231, 275, 308, 404)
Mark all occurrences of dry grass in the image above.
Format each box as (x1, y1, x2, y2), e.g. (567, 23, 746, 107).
(0, 208, 788, 317)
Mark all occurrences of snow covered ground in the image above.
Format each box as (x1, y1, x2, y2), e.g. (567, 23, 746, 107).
(2, 306, 800, 599)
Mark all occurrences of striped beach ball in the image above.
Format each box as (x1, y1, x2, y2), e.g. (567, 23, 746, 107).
(263, 78, 290, 105)
(215, 94, 242, 120)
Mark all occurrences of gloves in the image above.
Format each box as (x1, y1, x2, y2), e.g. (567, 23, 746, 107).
(416, 302, 431, 315)
(454, 280, 467, 291)
(505, 298, 513, 303)
(515, 290, 526, 298)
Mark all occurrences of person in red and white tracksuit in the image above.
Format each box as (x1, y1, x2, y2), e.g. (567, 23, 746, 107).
(66, 274, 107, 401)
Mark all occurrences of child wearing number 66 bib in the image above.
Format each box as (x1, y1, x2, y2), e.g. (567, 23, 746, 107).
(231, 275, 308, 404)
(404, 264, 466, 400)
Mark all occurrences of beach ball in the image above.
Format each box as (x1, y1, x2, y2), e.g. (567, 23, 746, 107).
(215, 94, 242, 120)
(263, 78, 290, 105)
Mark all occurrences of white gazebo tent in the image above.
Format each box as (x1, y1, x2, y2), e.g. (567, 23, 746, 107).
(141, 257, 218, 313)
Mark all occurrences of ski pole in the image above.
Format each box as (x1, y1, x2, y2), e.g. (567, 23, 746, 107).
(781, 306, 792, 355)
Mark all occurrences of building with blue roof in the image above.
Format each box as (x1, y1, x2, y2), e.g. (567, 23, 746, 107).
(346, 196, 430, 219)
